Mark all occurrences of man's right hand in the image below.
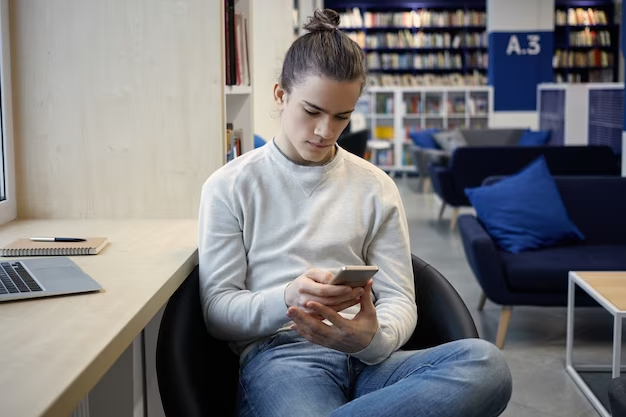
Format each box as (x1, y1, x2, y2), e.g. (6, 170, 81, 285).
(284, 268, 365, 317)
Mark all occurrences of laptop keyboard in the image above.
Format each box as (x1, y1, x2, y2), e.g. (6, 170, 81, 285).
(0, 262, 42, 294)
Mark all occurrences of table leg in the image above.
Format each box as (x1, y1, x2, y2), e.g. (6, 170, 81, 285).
(566, 276, 575, 368)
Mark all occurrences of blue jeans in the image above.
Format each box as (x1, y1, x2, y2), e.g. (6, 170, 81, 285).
(237, 332, 512, 417)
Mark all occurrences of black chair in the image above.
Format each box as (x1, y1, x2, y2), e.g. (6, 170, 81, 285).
(156, 255, 479, 417)
(336, 128, 369, 159)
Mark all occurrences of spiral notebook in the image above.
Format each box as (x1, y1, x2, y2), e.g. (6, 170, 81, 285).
(0, 237, 109, 257)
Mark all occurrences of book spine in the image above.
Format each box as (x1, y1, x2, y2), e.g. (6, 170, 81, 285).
(227, 0, 236, 86)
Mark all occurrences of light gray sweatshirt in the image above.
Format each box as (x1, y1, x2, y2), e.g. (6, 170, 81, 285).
(198, 140, 416, 365)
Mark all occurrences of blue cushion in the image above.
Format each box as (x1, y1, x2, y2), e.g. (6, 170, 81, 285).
(518, 129, 551, 146)
(409, 128, 440, 149)
(254, 134, 267, 148)
(464, 156, 584, 253)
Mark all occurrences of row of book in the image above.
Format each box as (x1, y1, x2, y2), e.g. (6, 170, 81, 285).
(338, 8, 486, 29)
(555, 8, 609, 26)
(373, 95, 394, 114)
(555, 69, 614, 84)
(348, 31, 487, 49)
(404, 96, 488, 116)
(225, 123, 243, 162)
(363, 93, 489, 116)
(367, 52, 463, 70)
(224, 0, 250, 86)
(568, 29, 611, 47)
(367, 52, 487, 71)
(369, 149, 396, 167)
(553, 50, 614, 68)
(367, 72, 488, 87)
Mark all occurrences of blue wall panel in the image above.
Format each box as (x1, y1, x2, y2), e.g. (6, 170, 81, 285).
(539, 89, 566, 146)
(488, 31, 554, 111)
(589, 89, 623, 154)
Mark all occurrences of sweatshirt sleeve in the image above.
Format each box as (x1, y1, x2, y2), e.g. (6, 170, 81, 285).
(198, 174, 291, 342)
(349, 180, 417, 365)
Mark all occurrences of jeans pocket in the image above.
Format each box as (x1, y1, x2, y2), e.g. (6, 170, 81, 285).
(240, 332, 287, 372)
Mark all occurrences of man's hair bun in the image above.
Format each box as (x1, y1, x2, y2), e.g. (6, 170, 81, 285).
(303, 9, 341, 33)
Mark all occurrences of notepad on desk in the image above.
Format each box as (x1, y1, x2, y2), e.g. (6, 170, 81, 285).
(0, 237, 109, 257)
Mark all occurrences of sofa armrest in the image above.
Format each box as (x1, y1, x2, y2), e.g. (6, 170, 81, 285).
(409, 146, 450, 166)
(457, 215, 509, 303)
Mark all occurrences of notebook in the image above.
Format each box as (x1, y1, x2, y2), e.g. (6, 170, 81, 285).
(0, 237, 109, 257)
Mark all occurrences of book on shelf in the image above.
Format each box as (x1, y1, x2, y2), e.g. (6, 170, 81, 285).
(569, 28, 611, 47)
(374, 126, 394, 140)
(553, 49, 613, 68)
(367, 72, 487, 87)
(556, 8, 608, 26)
(224, 0, 250, 86)
(339, 8, 486, 29)
(355, 30, 486, 50)
(374, 94, 394, 114)
(225, 123, 243, 162)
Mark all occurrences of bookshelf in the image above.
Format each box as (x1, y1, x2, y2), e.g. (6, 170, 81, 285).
(356, 86, 492, 175)
(553, 0, 619, 83)
(325, 1, 488, 88)
(224, 0, 254, 162)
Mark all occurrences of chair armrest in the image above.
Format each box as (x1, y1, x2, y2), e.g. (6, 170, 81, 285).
(408, 145, 450, 160)
(403, 256, 478, 351)
(457, 215, 509, 303)
(422, 148, 450, 159)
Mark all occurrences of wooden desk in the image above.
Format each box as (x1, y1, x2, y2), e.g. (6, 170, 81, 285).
(0, 219, 198, 417)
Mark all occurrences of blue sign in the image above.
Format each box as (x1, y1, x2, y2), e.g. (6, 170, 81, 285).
(488, 31, 554, 111)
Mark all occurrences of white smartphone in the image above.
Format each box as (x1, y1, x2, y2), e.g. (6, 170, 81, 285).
(330, 265, 379, 287)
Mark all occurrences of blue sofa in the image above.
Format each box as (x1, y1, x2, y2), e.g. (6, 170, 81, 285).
(428, 145, 621, 230)
(458, 176, 626, 348)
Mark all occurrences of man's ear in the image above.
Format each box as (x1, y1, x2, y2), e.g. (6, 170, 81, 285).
(274, 83, 286, 109)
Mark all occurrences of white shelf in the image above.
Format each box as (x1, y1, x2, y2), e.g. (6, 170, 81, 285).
(359, 86, 494, 175)
(225, 85, 252, 95)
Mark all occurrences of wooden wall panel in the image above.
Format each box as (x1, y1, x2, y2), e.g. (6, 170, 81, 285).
(10, 0, 224, 218)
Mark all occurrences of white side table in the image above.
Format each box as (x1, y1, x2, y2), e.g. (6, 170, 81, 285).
(566, 271, 626, 417)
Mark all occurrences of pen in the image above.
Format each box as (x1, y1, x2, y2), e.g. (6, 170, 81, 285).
(30, 237, 86, 242)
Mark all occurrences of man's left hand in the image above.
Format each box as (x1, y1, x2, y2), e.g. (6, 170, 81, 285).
(287, 280, 378, 353)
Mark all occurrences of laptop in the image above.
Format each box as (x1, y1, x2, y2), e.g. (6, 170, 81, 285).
(0, 256, 102, 302)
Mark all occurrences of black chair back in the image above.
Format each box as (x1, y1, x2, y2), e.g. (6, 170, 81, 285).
(337, 129, 369, 158)
(156, 266, 238, 417)
(156, 255, 477, 417)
